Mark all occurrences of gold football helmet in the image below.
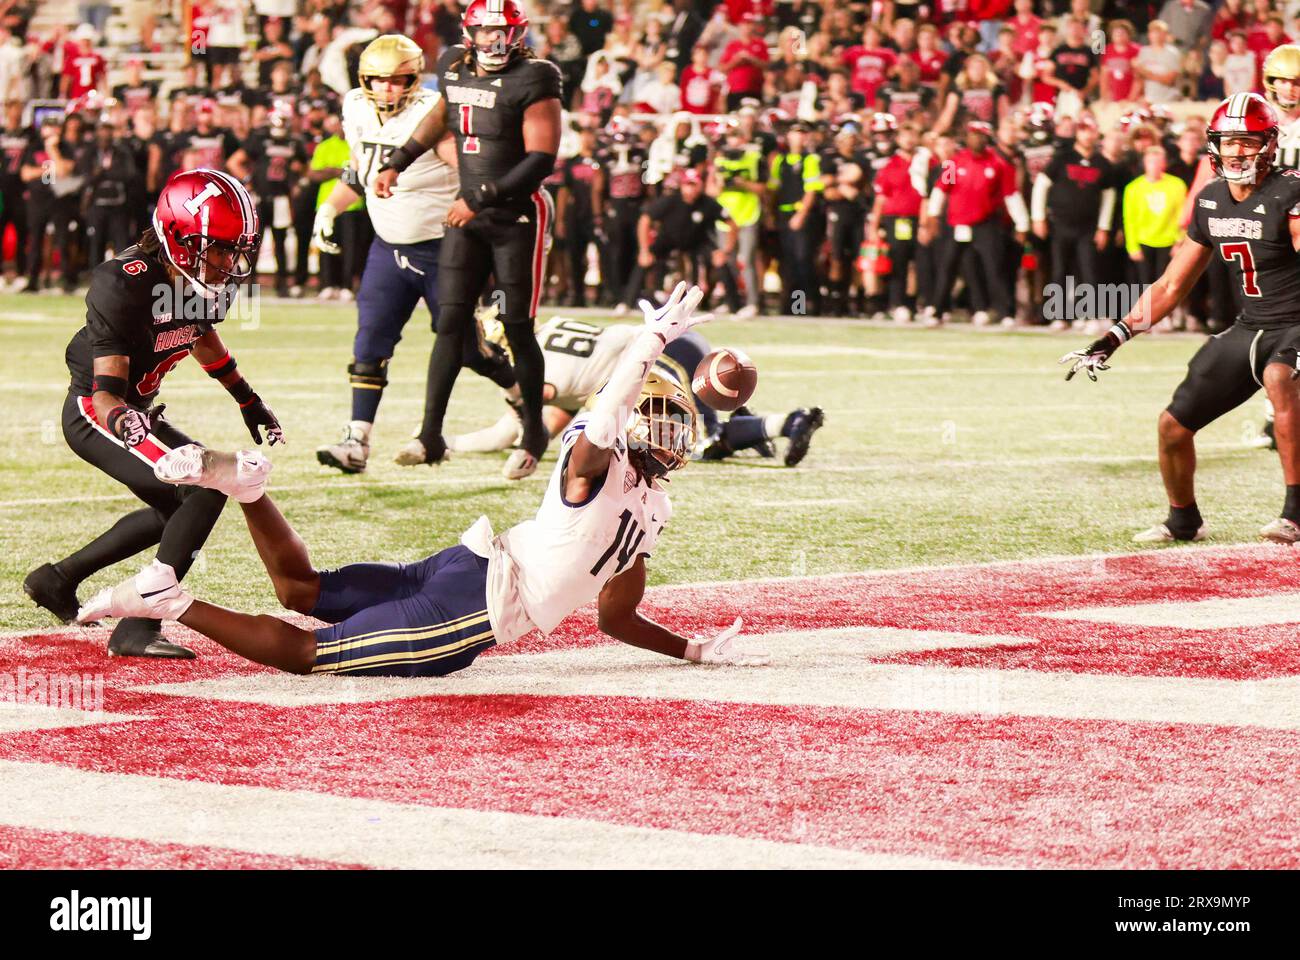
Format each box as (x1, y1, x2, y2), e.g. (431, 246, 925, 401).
(1263, 44, 1300, 111)
(628, 372, 698, 478)
(358, 35, 424, 121)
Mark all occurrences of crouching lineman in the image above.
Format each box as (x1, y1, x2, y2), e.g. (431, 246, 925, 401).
(23, 169, 282, 657)
(313, 34, 515, 474)
(78, 284, 768, 673)
(452, 312, 824, 468)
(1062, 93, 1300, 544)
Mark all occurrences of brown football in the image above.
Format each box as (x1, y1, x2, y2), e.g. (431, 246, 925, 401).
(692, 348, 758, 412)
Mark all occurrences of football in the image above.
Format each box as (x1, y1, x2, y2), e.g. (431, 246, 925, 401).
(692, 348, 758, 411)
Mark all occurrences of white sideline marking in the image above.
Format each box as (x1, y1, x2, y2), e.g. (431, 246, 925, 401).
(0, 702, 144, 734)
(0, 760, 971, 869)
(128, 627, 1034, 706)
(136, 630, 1300, 730)
(1039, 592, 1300, 629)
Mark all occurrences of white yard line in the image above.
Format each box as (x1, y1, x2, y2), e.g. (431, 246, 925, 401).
(0, 759, 973, 869)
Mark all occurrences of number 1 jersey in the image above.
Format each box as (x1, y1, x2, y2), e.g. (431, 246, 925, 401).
(462, 416, 672, 644)
(1186, 170, 1300, 330)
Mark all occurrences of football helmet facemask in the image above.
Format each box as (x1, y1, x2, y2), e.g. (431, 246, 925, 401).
(463, 0, 530, 72)
(358, 34, 424, 121)
(1207, 92, 1280, 185)
(627, 372, 698, 480)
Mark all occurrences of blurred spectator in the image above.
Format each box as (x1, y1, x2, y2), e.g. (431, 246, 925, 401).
(878, 56, 934, 122)
(569, 0, 613, 57)
(0, 24, 28, 101)
(254, 17, 295, 87)
(910, 23, 946, 87)
(843, 22, 896, 108)
(1100, 20, 1140, 104)
(112, 58, 158, 115)
(1159, 0, 1214, 53)
(1225, 30, 1258, 95)
(76, 120, 135, 268)
(664, 0, 707, 75)
(1123, 145, 1187, 288)
(1136, 20, 1183, 104)
(0, 98, 26, 285)
(720, 14, 769, 111)
(1199, 38, 1230, 100)
(20, 115, 77, 293)
(936, 54, 1008, 136)
(61, 26, 105, 101)
(769, 121, 822, 315)
(1008, 0, 1042, 56)
(1049, 17, 1100, 113)
(207, 0, 250, 88)
(308, 112, 366, 298)
(542, 16, 585, 109)
(78, 2, 111, 35)
(680, 44, 724, 114)
(1212, 0, 1248, 43)
(867, 121, 929, 323)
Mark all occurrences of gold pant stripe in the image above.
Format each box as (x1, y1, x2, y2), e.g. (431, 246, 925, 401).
(311, 629, 495, 674)
(316, 608, 489, 652)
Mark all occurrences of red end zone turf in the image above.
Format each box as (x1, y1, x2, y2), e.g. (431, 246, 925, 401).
(1, 543, 1297, 868)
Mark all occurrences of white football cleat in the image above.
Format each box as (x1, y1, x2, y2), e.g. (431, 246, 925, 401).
(316, 426, 369, 474)
(154, 444, 271, 503)
(1260, 518, 1300, 544)
(971, 310, 991, 327)
(393, 437, 449, 466)
(891, 306, 912, 325)
(1133, 523, 1207, 544)
(503, 448, 539, 480)
(734, 304, 758, 320)
(77, 559, 194, 623)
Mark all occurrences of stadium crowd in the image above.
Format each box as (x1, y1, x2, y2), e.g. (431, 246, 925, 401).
(0, 0, 1291, 325)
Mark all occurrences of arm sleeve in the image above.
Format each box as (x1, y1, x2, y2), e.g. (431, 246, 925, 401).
(86, 271, 134, 361)
(584, 331, 667, 450)
(1030, 172, 1052, 222)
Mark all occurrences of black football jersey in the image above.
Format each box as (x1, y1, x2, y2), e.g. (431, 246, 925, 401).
(599, 142, 647, 201)
(65, 247, 216, 405)
(1187, 170, 1300, 330)
(243, 131, 307, 197)
(436, 45, 562, 213)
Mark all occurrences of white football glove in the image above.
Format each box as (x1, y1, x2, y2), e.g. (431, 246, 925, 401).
(638, 281, 713, 345)
(685, 617, 770, 666)
(312, 204, 340, 255)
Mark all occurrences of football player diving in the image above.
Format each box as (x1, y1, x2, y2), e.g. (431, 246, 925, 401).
(1062, 93, 1300, 545)
(77, 284, 769, 674)
(450, 312, 825, 468)
(372, 0, 563, 481)
(23, 169, 282, 658)
(313, 33, 516, 474)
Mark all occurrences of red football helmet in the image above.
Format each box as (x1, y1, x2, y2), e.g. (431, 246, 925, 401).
(463, 0, 530, 72)
(152, 169, 261, 299)
(1207, 92, 1279, 185)
(870, 112, 898, 135)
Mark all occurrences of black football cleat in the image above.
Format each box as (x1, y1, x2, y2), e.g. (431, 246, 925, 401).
(732, 406, 774, 458)
(107, 617, 195, 659)
(23, 563, 84, 625)
(784, 407, 825, 467)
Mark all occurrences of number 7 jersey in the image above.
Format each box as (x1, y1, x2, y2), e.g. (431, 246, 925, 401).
(1186, 169, 1300, 330)
(465, 416, 672, 644)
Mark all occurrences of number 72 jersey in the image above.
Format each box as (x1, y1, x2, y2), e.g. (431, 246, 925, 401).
(1187, 170, 1300, 330)
(341, 86, 458, 245)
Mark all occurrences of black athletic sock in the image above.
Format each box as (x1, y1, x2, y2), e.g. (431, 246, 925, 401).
(1283, 485, 1300, 523)
(1166, 502, 1204, 540)
(351, 383, 384, 423)
(417, 329, 466, 447)
(55, 507, 168, 584)
(156, 489, 227, 578)
(505, 322, 547, 456)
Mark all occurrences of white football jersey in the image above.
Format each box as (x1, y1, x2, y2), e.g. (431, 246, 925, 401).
(1278, 111, 1300, 171)
(537, 318, 694, 412)
(341, 87, 458, 245)
(462, 416, 672, 644)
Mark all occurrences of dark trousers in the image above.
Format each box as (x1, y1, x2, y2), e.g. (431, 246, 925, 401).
(882, 216, 919, 311)
(85, 203, 131, 268)
(777, 213, 820, 315)
(564, 213, 597, 306)
(26, 196, 77, 288)
(931, 220, 1014, 318)
(1136, 244, 1172, 288)
(319, 209, 370, 290)
(256, 197, 292, 284)
(293, 190, 318, 287)
(0, 185, 27, 273)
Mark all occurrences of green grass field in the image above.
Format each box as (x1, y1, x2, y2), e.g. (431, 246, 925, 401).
(0, 293, 1281, 632)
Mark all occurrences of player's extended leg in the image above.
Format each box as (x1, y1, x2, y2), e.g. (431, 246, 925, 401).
(1260, 358, 1300, 542)
(414, 225, 495, 464)
(317, 237, 424, 474)
(1140, 326, 1263, 543)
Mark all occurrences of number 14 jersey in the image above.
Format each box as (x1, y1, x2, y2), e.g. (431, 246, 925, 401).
(1186, 169, 1300, 330)
(461, 416, 672, 644)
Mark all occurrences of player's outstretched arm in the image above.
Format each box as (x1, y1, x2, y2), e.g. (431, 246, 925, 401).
(192, 330, 284, 445)
(90, 355, 154, 447)
(566, 283, 711, 497)
(1060, 238, 1212, 382)
(596, 557, 768, 665)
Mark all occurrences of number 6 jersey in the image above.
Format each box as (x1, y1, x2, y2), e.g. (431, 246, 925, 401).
(1186, 169, 1300, 330)
(341, 85, 458, 244)
(460, 415, 672, 644)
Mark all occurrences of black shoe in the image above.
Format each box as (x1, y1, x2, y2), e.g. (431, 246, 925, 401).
(700, 429, 733, 461)
(784, 407, 824, 467)
(108, 617, 195, 659)
(23, 563, 83, 624)
(732, 405, 774, 458)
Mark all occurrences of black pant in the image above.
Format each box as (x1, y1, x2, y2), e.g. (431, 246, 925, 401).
(319, 209, 371, 290)
(26, 195, 77, 288)
(931, 221, 1014, 317)
(0, 184, 27, 273)
(777, 213, 820, 315)
(256, 197, 292, 284)
(882, 216, 919, 311)
(1049, 229, 1102, 319)
(292, 190, 318, 287)
(564, 212, 597, 306)
(1136, 244, 1172, 288)
(85, 204, 131, 269)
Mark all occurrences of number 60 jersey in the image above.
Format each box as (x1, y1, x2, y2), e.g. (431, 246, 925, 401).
(1186, 169, 1300, 330)
(341, 85, 458, 244)
(461, 416, 672, 645)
